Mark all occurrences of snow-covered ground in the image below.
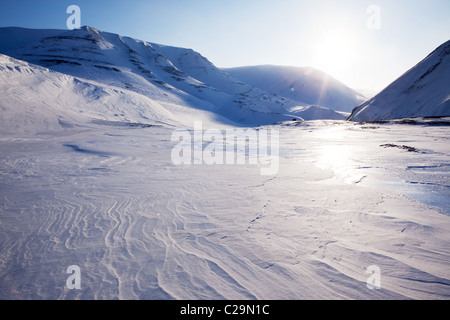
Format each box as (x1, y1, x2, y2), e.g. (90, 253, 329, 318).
(0, 120, 449, 300)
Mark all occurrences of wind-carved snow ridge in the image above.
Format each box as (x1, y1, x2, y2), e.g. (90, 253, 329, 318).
(0, 121, 449, 300)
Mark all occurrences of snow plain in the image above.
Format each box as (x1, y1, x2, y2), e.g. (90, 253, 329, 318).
(0, 119, 449, 300)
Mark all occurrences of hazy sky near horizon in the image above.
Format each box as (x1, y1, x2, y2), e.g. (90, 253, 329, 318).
(0, 0, 449, 91)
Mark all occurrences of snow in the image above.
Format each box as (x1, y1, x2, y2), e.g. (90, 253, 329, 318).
(349, 40, 450, 122)
(0, 115, 449, 299)
(0, 27, 449, 301)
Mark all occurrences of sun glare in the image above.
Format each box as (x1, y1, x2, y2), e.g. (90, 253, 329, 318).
(312, 29, 359, 83)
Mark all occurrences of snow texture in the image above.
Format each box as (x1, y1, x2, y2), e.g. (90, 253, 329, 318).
(0, 120, 449, 300)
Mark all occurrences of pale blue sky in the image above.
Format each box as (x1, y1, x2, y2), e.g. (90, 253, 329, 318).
(0, 0, 449, 91)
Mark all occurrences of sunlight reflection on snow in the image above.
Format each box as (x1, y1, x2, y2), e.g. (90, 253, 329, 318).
(312, 125, 366, 184)
(315, 145, 363, 184)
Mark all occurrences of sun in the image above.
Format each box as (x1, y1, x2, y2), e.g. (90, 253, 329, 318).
(311, 28, 359, 83)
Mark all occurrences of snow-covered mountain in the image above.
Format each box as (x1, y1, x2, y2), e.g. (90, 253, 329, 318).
(0, 26, 354, 126)
(349, 40, 450, 122)
(0, 26, 289, 126)
(223, 65, 367, 113)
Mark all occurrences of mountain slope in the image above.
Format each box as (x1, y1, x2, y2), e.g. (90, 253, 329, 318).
(0, 26, 309, 126)
(223, 65, 366, 113)
(348, 40, 450, 122)
(0, 54, 181, 134)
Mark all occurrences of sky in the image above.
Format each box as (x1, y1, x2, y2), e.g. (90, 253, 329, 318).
(0, 0, 449, 92)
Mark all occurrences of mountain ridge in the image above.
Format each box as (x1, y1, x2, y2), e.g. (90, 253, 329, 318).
(0, 26, 364, 126)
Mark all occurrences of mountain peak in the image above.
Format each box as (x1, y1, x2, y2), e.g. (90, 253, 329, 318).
(57, 25, 109, 46)
(80, 25, 99, 32)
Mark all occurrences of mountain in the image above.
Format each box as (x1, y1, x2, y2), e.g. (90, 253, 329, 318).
(223, 65, 367, 113)
(0, 26, 294, 126)
(0, 26, 354, 126)
(348, 40, 450, 122)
